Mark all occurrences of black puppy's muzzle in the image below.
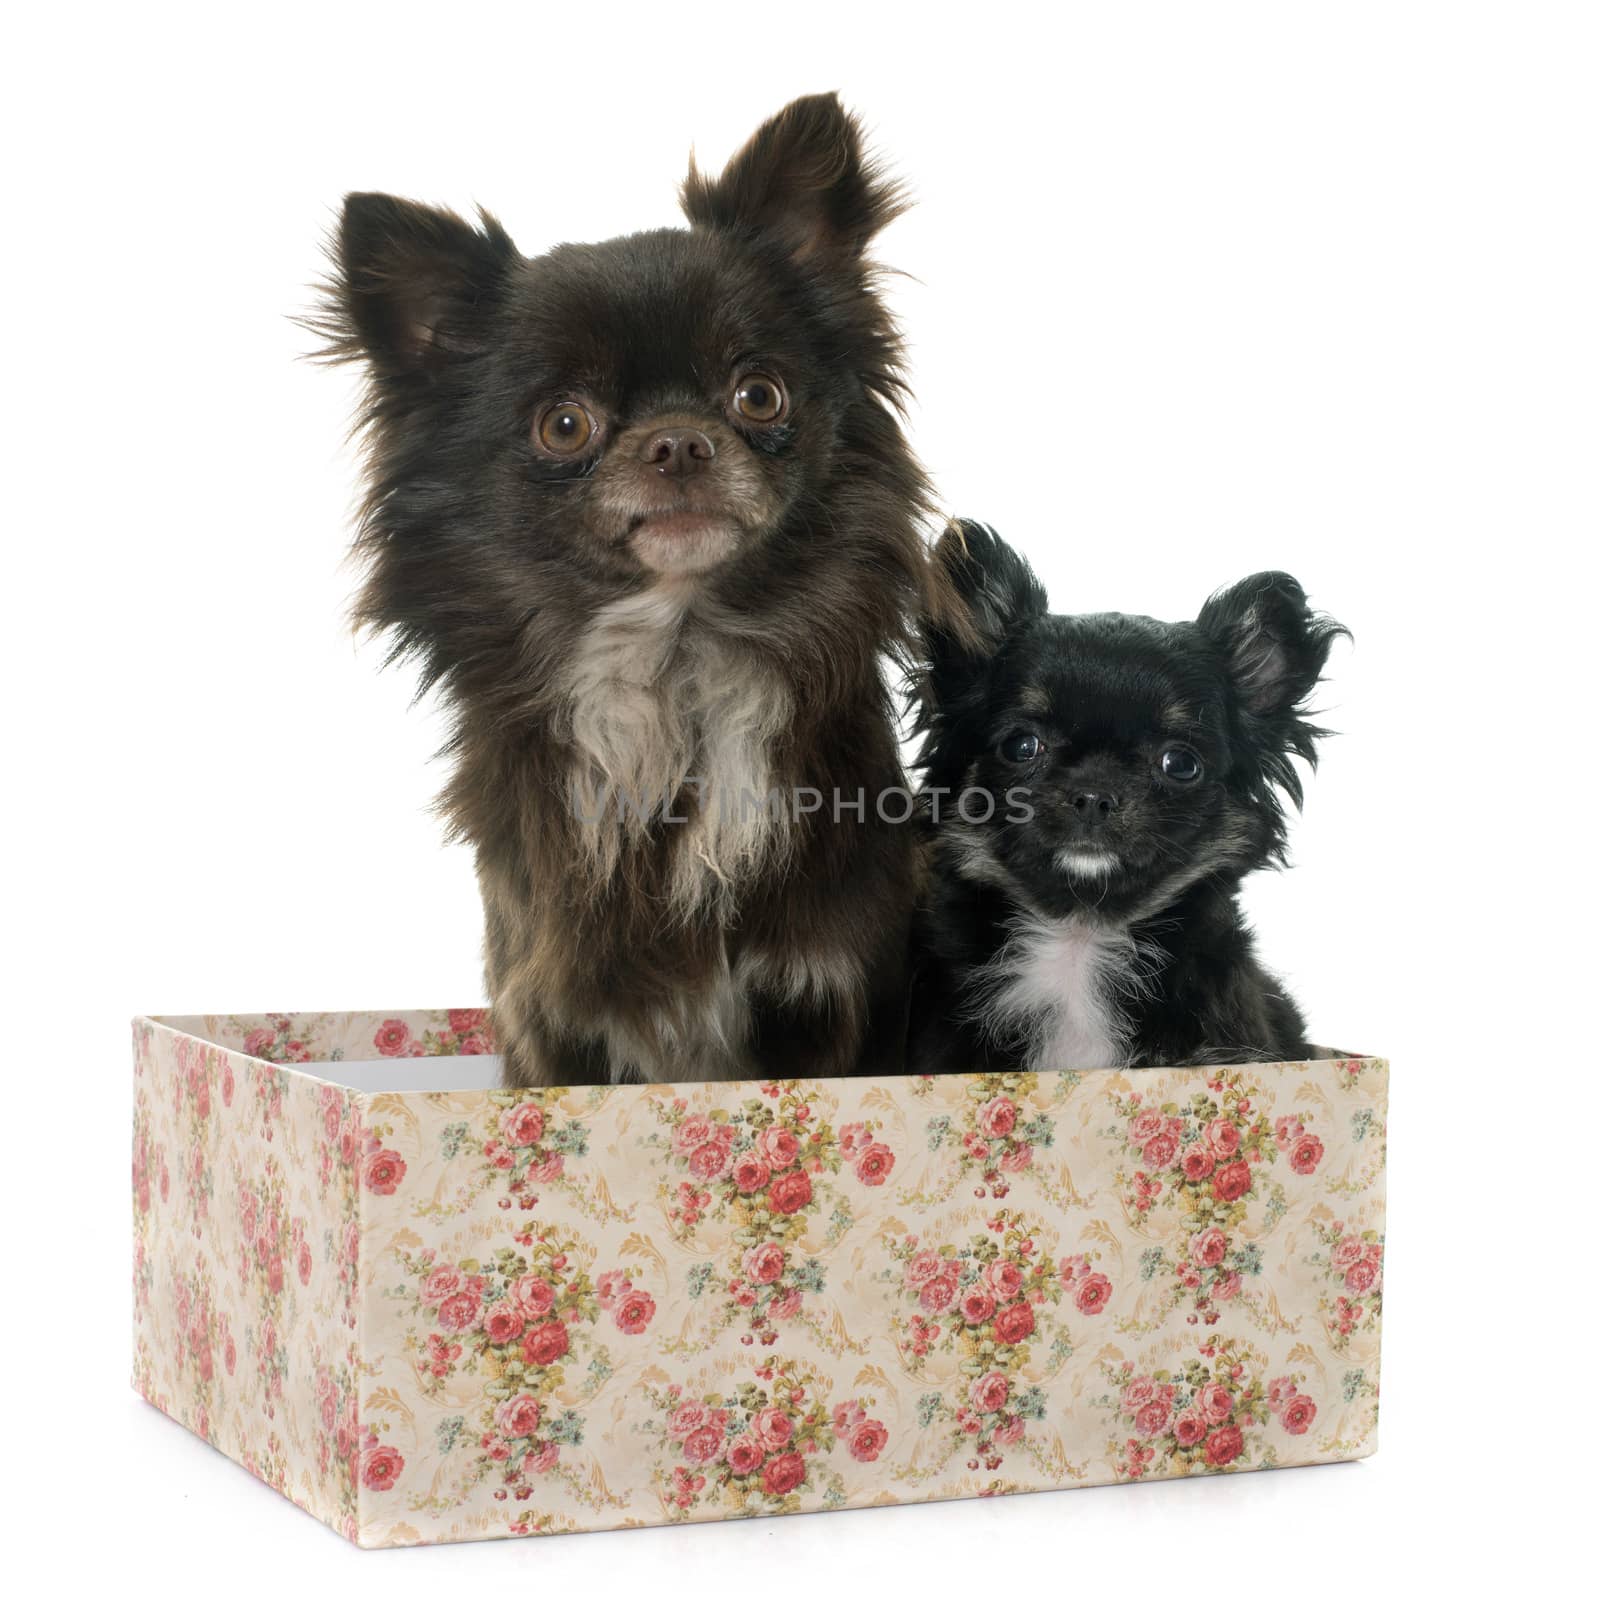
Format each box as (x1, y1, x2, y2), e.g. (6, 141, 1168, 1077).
(1069, 790, 1121, 830)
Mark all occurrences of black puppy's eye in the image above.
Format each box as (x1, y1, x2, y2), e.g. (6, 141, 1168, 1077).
(1000, 731, 1043, 763)
(731, 373, 788, 425)
(1160, 746, 1203, 783)
(535, 401, 598, 457)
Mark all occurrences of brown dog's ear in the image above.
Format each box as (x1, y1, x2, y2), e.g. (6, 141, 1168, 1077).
(312, 193, 517, 375)
(681, 93, 907, 261)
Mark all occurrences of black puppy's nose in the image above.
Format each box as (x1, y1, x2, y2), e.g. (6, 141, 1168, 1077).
(1071, 791, 1120, 825)
(640, 427, 716, 477)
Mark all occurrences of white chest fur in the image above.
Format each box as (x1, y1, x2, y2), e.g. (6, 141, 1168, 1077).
(560, 589, 792, 919)
(975, 915, 1142, 1072)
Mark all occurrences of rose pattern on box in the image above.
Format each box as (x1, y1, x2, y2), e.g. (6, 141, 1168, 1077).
(387, 1222, 656, 1517)
(1104, 1069, 1340, 1336)
(1098, 1334, 1318, 1480)
(904, 1071, 1084, 1209)
(639, 1354, 889, 1520)
(645, 1081, 894, 1351)
(885, 1209, 1111, 1482)
(133, 1013, 1386, 1547)
(1305, 1214, 1385, 1353)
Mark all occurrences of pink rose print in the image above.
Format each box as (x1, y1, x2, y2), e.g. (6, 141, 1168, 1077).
(732, 1151, 772, 1194)
(1308, 1220, 1385, 1349)
(848, 1419, 888, 1462)
(1207, 1118, 1241, 1158)
(892, 1213, 1105, 1472)
(648, 1357, 885, 1519)
(1112, 1072, 1335, 1326)
(363, 1149, 406, 1195)
(612, 1289, 657, 1335)
(744, 1243, 786, 1285)
(373, 1020, 411, 1058)
(986, 1259, 1024, 1300)
(960, 1286, 997, 1325)
(482, 1300, 526, 1344)
(761, 1452, 805, 1496)
(495, 1395, 542, 1438)
(1344, 1256, 1379, 1294)
(1135, 1397, 1173, 1437)
(757, 1125, 800, 1168)
(1331, 1237, 1364, 1272)
(682, 1425, 725, 1465)
(1143, 1132, 1180, 1169)
(674, 1115, 715, 1154)
(1211, 1160, 1251, 1203)
(1129, 1108, 1165, 1144)
(522, 1320, 569, 1366)
(651, 1086, 892, 1344)
(500, 1102, 546, 1148)
(514, 1274, 555, 1317)
(594, 1269, 630, 1308)
(754, 1407, 794, 1450)
(1108, 1337, 1319, 1481)
(838, 1122, 871, 1158)
(1204, 1425, 1244, 1468)
(1281, 1394, 1318, 1435)
(853, 1142, 895, 1186)
(360, 1443, 404, 1491)
(1289, 1133, 1324, 1174)
(436, 1292, 482, 1334)
(969, 1372, 1010, 1414)
(687, 1141, 729, 1180)
(669, 1401, 714, 1439)
(993, 1301, 1034, 1345)
(977, 1096, 1019, 1140)
(766, 1169, 812, 1214)
(1073, 1272, 1113, 1315)
(768, 1289, 803, 1320)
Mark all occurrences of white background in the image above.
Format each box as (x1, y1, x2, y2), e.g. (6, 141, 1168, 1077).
(5, 2, 1594, 1590)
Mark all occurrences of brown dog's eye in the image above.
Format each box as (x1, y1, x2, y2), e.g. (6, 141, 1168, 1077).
(535, 401, 597, 456)
(732, 373, 787, 425)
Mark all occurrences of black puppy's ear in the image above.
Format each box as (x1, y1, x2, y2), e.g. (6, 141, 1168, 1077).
(914, 521, 1045, 727)
(1198, 572, 1346, 718)
(310, 193, 517, 376)
(681, 92, 907, 261)
(934, 521, 1049, 658)
(1198, 573, 1349, 797)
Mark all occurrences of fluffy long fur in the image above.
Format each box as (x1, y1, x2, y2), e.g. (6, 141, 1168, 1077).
(311, 94, 962, 1086)
(910, 523, 1348, 1074)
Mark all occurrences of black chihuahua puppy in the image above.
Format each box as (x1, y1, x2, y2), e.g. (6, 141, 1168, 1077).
(910, 523, 1347, 1073)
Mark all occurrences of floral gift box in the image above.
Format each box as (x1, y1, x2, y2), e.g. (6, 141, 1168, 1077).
(131, 1010, 1388, 1548)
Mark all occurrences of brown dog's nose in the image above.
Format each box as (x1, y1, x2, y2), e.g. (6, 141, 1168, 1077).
(640, 427, 716, 477)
